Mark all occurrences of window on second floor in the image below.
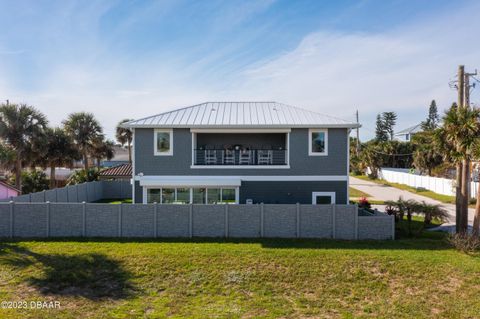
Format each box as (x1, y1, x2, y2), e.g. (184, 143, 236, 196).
(308, 129, 328, 156)
(154, 129, 173, 156)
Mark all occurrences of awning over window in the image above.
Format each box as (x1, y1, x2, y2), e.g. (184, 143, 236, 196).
(138, 176, 241, 187)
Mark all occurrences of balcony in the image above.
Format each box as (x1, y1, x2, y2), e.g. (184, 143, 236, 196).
(194, 149, 287, 166)
(193, 132, 289, 167)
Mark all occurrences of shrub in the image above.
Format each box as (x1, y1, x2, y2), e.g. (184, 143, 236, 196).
(358, 197, 371, 209)
(10, 170, 49, 194)
(67, 168, 99, 185)
(447, 234, 480, 253)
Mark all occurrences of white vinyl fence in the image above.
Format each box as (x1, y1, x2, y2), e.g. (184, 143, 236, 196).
(378, 168, 479, 198)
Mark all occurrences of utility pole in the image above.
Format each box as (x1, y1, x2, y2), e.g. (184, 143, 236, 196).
(456, 65, 464, 233)
(355, 110, 360, 155)
(5, 99, 8, 106)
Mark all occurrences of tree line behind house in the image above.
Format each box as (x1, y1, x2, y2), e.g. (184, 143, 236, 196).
(351, 100, 466, 179)
(0, 102, 133, 193)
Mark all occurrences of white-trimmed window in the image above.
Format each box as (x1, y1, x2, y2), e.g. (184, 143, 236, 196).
(146, 187, 238, 204)
(312, 192, 335, 204)
(308, 129, 328, 156)
(154, 129, 173, 156)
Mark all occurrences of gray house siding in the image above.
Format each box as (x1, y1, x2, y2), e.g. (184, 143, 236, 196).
(134, 180, 347, 204)
(239, 181, 347, 204)
(134, 128, 348, 176)
(133, 127, 349, 203)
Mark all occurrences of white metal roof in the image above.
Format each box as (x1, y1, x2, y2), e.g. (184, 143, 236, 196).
(123, 102, 360, 129)
(394, 123, 423, 136)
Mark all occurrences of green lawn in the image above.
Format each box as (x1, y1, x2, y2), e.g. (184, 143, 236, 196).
(349, 186, 370, 198)
(1, 230, 479, 318)
(92, 198, 132, 204)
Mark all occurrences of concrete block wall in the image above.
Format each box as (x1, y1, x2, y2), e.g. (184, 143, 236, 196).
(0, 203, 394, 240)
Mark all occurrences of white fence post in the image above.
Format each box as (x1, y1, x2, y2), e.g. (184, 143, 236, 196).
(332, 204, 336, 239)
(260, 203, 264, 238)
(46, 201, 50, 238)
(9, 201, 14, 239)
(82, 201, 86, 237)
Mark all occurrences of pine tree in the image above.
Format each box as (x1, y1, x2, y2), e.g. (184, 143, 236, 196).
(421, 100, 440, 131)
(375, 114, 388, 141)
(382, 112, 397, 140)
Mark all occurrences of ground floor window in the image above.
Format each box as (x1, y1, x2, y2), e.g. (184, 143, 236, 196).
(312, 192, 336, 204)
(146, 187, 238, 204)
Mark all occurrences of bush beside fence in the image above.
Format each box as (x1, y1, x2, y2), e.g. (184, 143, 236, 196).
(0, 203, 394, 240)
(3, 181, 131, 203)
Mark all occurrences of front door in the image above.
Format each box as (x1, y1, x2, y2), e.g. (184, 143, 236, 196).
(312, 192, 335, 204)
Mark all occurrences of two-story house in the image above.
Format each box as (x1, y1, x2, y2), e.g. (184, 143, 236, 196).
(123, 102, 360, 205)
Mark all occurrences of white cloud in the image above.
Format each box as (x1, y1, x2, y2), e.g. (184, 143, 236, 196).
(1, 1, 479, 141)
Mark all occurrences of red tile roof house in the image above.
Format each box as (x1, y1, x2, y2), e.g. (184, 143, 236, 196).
(0, 181, 20, 200)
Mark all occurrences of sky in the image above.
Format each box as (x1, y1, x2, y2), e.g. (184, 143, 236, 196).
(1, 0, 479, 141)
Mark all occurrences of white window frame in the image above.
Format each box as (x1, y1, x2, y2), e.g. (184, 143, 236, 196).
(312, 192, 336, 204)
(143, 186, 239, 204)
(308, 128, 328, 156)
(154, 129, 173, 156)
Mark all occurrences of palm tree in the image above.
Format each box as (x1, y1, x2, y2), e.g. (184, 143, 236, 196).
(418, 201, 449, 226)
(437, 105, 480, 234)
(0, 142, 15, 175)
(116, 119, 133, 163)
(0, 103, 48, 190)
(92, 137, 115, 169)
(43, 128, 81, 189)
(63, 112, 103, 171)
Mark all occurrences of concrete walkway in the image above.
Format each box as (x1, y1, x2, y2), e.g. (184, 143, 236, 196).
(349, 176, 475, 225)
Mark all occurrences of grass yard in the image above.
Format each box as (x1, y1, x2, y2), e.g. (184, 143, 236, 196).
(92, 198, 132, 204)
(349, 186, 370, 198)
(1, 229, 480, 318)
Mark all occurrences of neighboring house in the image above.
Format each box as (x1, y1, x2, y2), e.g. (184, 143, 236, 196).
(123, 102, 360, 205)
(394, 123, 422, 141)
(101, 145, 130, 168)
(99, 163, 132, 180)
(0, 181, 20, 200)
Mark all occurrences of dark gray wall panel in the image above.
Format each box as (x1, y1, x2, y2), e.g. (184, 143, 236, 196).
(240, 181, 347, 204)
(335, 205, 356, 240)
(50, 203, 83, 237)
(13, 204, 47, 237)
(227, 205, 261, 238)
(134, 128, 348, 176)
(192, 205, 225, 237)
(30, 191, 46, 202)
(263, 204, 296, 238)
(67, 186, 78, 202)
(0, 204, 11, 237)
(85, 204, 118, 237)
(156, 205, 190, 237)
(122, 204, 155, 237)
(300, 205, 333, 238)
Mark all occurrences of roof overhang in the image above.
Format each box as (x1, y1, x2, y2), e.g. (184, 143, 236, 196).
(137, 176, 241, 187)
(123, 124, 361, 129)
